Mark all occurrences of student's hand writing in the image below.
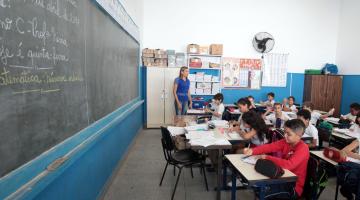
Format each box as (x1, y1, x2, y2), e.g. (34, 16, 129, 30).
(243, 148, 252, 156)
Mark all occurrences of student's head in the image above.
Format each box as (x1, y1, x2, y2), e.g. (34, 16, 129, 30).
(179, 66, 189, 78)
(248, 95, 254, 103)
(350, 103, 360, 116)
(302, 101, 314, 112)
(267, 92, 275, 101)
(213, 93, 224, 105)
(241, 111, 267, 142)
(274, 103, 282, 114)
(297, 109, 311, 127)
(288, 96, 295, 106)
(237, 98, 251, 113)
(284, 119, 306, 145)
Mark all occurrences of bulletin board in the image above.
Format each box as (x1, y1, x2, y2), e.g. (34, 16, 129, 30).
(222, 58, 262, 89)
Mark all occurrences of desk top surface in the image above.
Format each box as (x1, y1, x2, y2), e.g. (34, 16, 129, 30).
(310, 150, 338, 166)
(225, 154, 297, 183)
(332, 131, 355, 140)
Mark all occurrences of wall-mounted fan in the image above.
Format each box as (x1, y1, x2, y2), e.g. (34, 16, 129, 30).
(252, 32, 275, 54)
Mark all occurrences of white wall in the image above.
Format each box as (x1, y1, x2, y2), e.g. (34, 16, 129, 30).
(143, 0, 340, 73)
(121, 0, 144, 42)
(336, 0, 360, 75)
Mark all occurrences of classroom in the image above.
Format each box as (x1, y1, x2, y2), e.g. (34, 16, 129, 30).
(1, 0, 360, 200)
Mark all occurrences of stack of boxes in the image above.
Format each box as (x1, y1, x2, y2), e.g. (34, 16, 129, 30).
(189, 72, 220, 95)
(142, 48, 186, 67)
(154, 49, 167, 66)
(175, 53, 186, 67)
(142, 48, 155, 66)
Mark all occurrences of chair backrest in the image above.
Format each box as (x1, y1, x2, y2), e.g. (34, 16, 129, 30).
(303, 156, 328, 199)
(160, 126, 175, 151)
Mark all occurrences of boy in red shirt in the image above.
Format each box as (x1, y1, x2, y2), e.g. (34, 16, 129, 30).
(244, 119, 309, 199)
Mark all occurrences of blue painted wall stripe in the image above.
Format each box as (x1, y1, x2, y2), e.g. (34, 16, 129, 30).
(341, 75, 360, 114)
(221, 73, 305, 106)
(0, 99, 144, 199)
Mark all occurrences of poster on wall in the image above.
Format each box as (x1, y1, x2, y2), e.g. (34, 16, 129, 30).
(261, 53, 288, 87)
(239, 58, 262, 89)
(222, 57, 241, 87)
(222, 58, 262, 89)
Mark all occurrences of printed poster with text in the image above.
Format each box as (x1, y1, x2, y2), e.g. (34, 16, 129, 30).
(222, 57, 241, 87)
(240, 58, 262, 89)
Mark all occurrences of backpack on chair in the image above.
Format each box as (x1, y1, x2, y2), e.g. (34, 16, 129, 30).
(303, 156, 328, 200)
(337, 161, 360, 200)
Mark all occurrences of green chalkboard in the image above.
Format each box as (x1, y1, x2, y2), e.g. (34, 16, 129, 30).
(0, 0, 139, 177)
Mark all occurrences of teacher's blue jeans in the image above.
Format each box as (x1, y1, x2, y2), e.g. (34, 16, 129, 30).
(175, 101, 188, 115)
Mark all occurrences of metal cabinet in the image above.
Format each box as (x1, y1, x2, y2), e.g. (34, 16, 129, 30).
(146, 67, 180, 128)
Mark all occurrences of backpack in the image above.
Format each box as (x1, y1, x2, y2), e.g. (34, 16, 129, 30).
(337, 161, 360, 199)
(303, 156, 329, 200)
(318, 121, 333, 133)
(322, 63, 338, 75)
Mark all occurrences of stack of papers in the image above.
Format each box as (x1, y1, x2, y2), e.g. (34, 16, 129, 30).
(241, 155, 258, 165)
(227, 131, 244, 140)
(167, 126, 186, 136)
(334, 128, 360, 138)
(209, 120, 229, 128)
(185, 130, 231, 147)
(325, 117, 340, 124)
(187, 109, 205, 114)
(184, 124, 208, 132)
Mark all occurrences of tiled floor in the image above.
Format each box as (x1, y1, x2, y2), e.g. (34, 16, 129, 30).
(102, 129, 345, 200)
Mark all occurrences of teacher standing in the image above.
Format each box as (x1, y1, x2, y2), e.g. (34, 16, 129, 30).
(173, 66, 192, 115)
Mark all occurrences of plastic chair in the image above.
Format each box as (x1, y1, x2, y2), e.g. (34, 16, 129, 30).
(159, 127, 208, 200)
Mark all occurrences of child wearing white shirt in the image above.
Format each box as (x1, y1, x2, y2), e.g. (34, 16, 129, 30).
(297, 109, 319, 148)
(262, 92, 275, 107)
(264, 103, 291, 128)
(341, 103, 360, 123)
(349, 113, 360, 134)
(302, 101, 335, 125)
(206, 93, 224, 120)
(282, 96, 298, 113)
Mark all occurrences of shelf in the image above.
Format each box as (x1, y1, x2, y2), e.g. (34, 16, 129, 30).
(191, 93, 220, 96)
(190, 81, 220, 83)
(189, 67, 221, 70)
(187, 54, 222, 57)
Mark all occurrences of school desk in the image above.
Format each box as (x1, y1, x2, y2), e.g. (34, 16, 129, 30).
(225, 154, 297, 200)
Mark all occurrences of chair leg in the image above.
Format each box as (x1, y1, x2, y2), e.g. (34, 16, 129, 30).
(202, 163, 209, 191)
(173, 165, 176, 176)
(190, 165, 194, 178)
(171, 167, 183, 200)
(159, 162, 169, 186)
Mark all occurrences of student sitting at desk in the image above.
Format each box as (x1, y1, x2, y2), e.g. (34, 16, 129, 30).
(282, 96, 298, 113)
(264, 103, 291, 128)
(341, 102, 360, 123)
(297, 109, 319, 148)
(244, 119, 309, 199)
(229, 98, 251, 129)
(349, 113, 360, 134)
(261, 92, 275, 107)
(228, 110, 268, 187)
(205, 93, 224, 120)
(240, 111, 268, 147)
(302, 101, 335, 125)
